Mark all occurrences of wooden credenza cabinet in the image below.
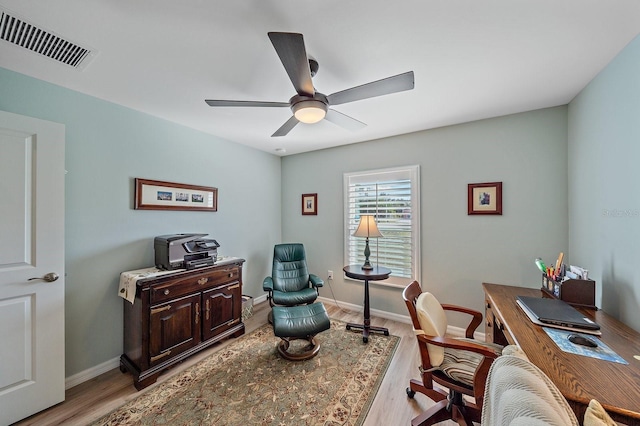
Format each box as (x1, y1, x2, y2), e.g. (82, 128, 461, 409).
(120, 259, 245, 389)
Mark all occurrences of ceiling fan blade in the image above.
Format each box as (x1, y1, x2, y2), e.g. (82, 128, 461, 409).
(325, 109, 367, 131)
(327, 71, 415, 106)
(268, 32, 315, 97)
(205, 100, 289, 108)
(271, 116, 299, 137)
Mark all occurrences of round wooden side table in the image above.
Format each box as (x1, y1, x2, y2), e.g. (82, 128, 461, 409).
(343, 264, 391, 343)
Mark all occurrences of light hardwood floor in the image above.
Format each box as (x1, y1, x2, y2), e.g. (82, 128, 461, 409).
(14, 301, 458, 426)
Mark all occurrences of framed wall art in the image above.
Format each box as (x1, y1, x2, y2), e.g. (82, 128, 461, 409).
(468, 182, 502, 215)
(302, 193, 318, 215)
(135, 178, 217, 211)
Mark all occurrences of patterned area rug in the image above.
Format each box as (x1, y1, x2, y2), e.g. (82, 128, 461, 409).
(94, 320, 399, 425)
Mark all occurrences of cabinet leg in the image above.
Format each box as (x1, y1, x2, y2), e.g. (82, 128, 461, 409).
(134, 373, 159, 391)
(232, 324, 245, 338)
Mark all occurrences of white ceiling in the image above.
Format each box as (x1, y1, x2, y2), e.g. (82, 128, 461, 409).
(1, 1, 639, 156)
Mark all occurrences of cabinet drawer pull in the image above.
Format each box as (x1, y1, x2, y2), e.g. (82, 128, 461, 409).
(228, 284, 239, 290)
(150, 350, 171, 362)
(195, 302, 200, 324)
(228, 272, 234, 278)
(164, 289, 170, 295)
(198, 277, 209, 285)
(151, 305, 171, 314)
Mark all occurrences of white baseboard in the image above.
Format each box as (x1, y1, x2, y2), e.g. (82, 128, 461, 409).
(65, 356, 120, 389)
(252, 294, 268, 304)
(317, 296, 412, 324)
(317, 296, 486, 340)
(65, 293, 483, 389)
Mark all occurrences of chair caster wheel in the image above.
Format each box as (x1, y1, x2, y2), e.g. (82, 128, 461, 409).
(384, 330, 389, 336)
(363, 336, 368, 343)
(406, 387, 415, 398)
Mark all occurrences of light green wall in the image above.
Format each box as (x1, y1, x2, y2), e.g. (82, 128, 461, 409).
(282, 107, 568, 326)
(568, 35, 640, 332)
(0, 67, 282, 376)
(9, 36, 639, 377)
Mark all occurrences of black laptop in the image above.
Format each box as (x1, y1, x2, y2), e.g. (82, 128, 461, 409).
(516, 296, 600, 331)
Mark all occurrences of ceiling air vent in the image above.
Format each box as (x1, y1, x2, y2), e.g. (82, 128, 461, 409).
(0, 8, 95, 70)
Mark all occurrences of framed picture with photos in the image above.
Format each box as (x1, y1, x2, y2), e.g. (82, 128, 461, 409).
(135, 178, 217, 211)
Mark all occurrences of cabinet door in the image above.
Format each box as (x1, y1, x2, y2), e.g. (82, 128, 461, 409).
(149, 293, 202, 365)
(202, 282, 241, 341)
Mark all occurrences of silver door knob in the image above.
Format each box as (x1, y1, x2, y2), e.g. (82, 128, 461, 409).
(28, 272, 59, 282)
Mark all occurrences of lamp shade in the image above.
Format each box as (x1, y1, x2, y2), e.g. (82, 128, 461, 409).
(353, 215, 383, 238)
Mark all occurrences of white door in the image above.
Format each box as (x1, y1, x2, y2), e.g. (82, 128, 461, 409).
(0, 110, 65, 425)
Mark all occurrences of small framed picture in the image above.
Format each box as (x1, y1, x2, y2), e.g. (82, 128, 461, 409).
(468, 182, 502, 215)
(302, 193, 318, 215)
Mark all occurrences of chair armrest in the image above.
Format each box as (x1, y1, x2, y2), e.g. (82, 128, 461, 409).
(309, 274, 324, 288)
(441, 304, 483, 339)
(417, 334, 501, 359)
(417, 334, 501, 398)
(263, 276, 274, 291)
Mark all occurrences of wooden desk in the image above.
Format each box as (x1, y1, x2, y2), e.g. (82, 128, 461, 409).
(343, 265, 391, 343)
(483, 283, 640, 425)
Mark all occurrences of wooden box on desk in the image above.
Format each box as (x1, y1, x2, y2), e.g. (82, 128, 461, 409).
(541, 274, 596, 309)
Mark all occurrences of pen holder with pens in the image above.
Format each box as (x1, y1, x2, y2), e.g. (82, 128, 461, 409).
(541, 274, 597, 310)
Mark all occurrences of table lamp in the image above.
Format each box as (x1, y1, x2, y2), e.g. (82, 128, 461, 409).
(353, 215, 383, 270)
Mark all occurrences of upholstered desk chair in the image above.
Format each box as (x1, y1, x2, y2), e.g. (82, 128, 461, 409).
(482, 346, 616, 426)
(263, 243, 324, 314)
(402, 280, 502, 426)
(481, 348, 580, 426)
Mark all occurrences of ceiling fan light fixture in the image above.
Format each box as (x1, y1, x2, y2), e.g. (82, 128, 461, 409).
(292, 100, 327, 124)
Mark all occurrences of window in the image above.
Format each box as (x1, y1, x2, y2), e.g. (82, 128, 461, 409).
(343, 165, 420, 287)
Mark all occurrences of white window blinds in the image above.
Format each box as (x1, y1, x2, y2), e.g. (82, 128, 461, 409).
(344, 165, 420, 286)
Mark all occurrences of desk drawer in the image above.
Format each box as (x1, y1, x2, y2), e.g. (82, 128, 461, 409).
(150, 266, 240, 304)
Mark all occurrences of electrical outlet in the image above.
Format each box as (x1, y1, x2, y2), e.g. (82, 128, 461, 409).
(328, 270, 334, 280)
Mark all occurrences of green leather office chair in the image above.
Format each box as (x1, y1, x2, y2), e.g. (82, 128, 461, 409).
(263, 243, 324, 312)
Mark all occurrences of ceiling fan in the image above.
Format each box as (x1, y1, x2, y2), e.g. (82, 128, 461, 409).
(205, 32, 415, 137)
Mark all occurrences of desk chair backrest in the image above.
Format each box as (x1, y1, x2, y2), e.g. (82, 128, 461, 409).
(272, 243, 311, 293)
(414, 292, 448, 366)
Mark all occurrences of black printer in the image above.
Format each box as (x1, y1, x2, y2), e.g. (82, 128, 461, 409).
(154, 233, 219, 270)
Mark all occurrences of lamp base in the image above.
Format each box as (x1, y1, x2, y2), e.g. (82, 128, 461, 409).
(362, 238, 374, 270)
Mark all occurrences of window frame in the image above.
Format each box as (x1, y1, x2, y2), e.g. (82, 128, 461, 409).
(343, 165, 421, 288)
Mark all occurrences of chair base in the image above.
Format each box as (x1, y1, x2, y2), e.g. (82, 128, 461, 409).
(406, 379, 479, 426)
(277, 336, 321, 361)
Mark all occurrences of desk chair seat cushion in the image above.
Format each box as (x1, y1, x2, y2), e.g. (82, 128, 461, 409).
(440, 339, 504, 387)
(415, 291, 502, 387)
(481, 354, 580, 426)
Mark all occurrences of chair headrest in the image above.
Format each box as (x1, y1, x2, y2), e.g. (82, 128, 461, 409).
(274, 243, 306, 262)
